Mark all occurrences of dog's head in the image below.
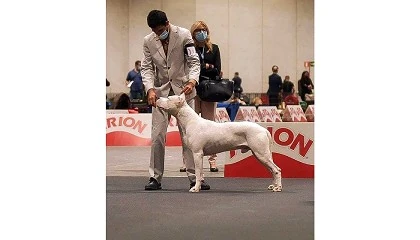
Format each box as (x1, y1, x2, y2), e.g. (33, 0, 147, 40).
(156, 93, 186, 114)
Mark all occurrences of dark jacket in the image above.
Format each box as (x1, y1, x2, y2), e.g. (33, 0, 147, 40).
(267, 73, 282, 94)
(232, 76, 242, 93)
(196, 43, 221, 81)
(282, 80, 294, 94)
(298, 77, 314, 100)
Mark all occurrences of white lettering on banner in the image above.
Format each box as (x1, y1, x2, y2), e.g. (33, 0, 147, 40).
(228, 122, 314, 165)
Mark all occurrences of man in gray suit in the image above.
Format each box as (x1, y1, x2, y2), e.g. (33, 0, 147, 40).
(141, 10, 210, 190)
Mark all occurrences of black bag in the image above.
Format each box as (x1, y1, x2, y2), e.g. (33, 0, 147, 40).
(196, 77, 234, 102)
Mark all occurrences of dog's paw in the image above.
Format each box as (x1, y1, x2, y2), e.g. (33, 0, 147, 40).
(267, 184, 275, 190)
(189, 187, 200, 193)
(272, 186, 282, 192)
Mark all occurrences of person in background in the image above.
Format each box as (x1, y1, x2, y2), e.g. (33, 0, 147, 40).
(282, 80, 299, 106)
(106, 78, 110, 109)
(239, 94, 250, 105)
(230, 95, 247, 105)
(298, 70, 314, 102)
(141, 10, 210, 191)
(251, 96, 263, 107)
(126, 60, 144, 100)
(281, 75, 290, 100)
(267, 65, 282, 108)
(188, 20, 222, 172)
(232, 72, 243, 98)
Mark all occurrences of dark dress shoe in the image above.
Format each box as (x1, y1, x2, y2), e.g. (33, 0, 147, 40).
(145, 177, 161, 190)
(179, 167, 186, 172)
(210, 167, 219, 172)
(190, 180, 210, 190)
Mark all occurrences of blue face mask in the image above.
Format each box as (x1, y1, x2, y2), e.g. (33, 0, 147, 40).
(195, 30, 207, 42)
(159, 29, 169, 40)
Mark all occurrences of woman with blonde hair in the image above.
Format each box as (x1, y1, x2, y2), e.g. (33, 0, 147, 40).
(180, 20, 222, 173)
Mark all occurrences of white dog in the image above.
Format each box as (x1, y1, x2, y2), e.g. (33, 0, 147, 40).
(156, 93, 282, 193)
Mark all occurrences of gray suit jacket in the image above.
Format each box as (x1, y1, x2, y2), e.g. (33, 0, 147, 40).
(141, 24, 200, 99)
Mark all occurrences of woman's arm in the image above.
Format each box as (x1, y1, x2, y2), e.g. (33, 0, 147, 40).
(309, 78, 314, 89)
(213, 44, 221, 74)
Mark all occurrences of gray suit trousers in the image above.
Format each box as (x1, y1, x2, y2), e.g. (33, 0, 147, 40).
(149, 91, 197, 183)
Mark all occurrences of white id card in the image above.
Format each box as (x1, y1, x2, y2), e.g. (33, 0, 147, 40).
(186, 46, 196, 56)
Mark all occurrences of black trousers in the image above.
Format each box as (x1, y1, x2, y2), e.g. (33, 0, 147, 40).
(268, 93, 280, 107)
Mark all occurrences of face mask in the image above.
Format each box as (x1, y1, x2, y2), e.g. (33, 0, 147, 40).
(195, 30, 207, 42)
(159, 29, 169, 40)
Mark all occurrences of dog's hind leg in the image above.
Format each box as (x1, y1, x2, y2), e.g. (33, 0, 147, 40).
(251, 149, 282, 192)
(266, 160, 282, 192)
(189, 151, 204, 193)
(247, 131, 282, 192)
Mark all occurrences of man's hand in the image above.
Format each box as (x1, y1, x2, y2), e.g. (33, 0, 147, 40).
(147, 89, 157, 107)
(181, 80, 197, 95)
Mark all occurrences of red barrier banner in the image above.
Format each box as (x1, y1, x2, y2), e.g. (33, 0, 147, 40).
(234, 106, 261, 122)
(215, 108, 231, 123)
(282, 105, 307, 122)
(225, 122, 314, 178)
(257, 106, 282, 122)
(305, 105, 314, 122)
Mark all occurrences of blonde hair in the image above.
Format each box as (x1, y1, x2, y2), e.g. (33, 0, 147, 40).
(252, 97, 263, 105)
(190, 21, 213, 53)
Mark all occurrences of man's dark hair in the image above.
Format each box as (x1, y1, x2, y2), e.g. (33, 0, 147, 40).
(135, 60, 141, 65)
(115, 93, 131, 109)
(234, 72, 239, 75)
(147, 10, 168, 28)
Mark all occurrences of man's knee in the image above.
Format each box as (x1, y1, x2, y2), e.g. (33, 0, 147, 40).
(151, 129, 166, 140)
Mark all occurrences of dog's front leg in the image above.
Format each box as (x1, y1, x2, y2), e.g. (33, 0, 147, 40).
(189, 151, 204, 193)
